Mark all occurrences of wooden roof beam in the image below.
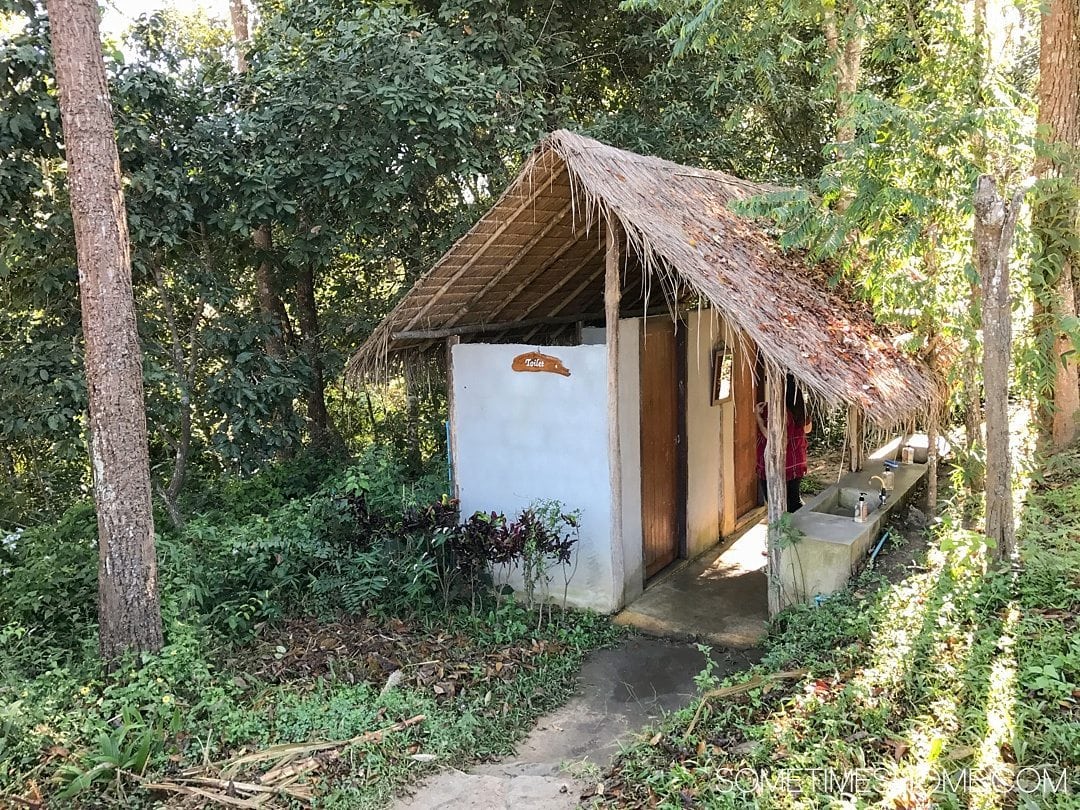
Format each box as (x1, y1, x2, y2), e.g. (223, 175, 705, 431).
(485, 232, 603, 325)
(436, 203, 574, 332)
(393, 311, 604, 342)
(511, 243, 603, 322)
(396, 159, 567, 334)
(519, 262, 604, 342)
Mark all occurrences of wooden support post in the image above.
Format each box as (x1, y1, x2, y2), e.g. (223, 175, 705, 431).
(926, 408, 939, 515)
(765, 368, 786, 616)
(846, 403, 864, 472)
(445, 336, 461, 500)
(605, 212, 625, 606)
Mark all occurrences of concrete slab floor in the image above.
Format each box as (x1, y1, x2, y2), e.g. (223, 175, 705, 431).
(614, 522, 770, 648)
(393, 636, 760, 810)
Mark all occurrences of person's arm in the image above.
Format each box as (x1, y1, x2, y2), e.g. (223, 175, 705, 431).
(755, 402, 767, 436)
(805, 418, 813, 435)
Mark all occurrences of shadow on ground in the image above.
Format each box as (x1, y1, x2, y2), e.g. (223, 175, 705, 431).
(394, 636, 760, 809)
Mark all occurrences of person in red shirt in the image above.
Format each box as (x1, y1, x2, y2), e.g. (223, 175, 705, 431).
(754, 374, 812, 512)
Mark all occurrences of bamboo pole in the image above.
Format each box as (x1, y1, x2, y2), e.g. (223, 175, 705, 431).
(764, 368, 786, 615)
(605, 212, 625, 604)
(446, 336, 461, 500)
(846, 403, 864, 472)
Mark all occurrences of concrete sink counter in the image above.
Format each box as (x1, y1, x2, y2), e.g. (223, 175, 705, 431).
(776, 443, 927, 608)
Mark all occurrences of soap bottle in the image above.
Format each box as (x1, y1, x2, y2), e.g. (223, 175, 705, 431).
(854, 493, 868, 523)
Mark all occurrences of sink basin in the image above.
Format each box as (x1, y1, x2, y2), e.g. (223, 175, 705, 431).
(819, 503, 882, 519)
(779, 442, 929, 609)
(806, 488, 885, 518)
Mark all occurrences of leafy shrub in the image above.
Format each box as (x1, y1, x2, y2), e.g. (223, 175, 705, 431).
(0, 501, 98, 668)
(0, 440, 582, 674)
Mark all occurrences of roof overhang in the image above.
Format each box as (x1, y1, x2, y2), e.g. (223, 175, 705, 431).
(347, 131, 939, 426)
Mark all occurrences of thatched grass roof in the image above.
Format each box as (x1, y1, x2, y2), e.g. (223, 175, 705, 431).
(347, 130, 937, 426)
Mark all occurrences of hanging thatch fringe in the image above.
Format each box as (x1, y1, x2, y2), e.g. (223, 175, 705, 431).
(346, 130, 939, 427)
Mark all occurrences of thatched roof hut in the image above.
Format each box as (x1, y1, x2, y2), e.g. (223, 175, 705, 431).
(347, 130, 935, 426)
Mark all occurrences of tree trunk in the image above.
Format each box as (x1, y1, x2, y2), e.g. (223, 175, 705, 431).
(47, 0, 163, 661)
(1033, 0, 1080, 450)
(296, 265, 339, 452)
(252, 227, 296, 458)
(403, 361, 423, 472)
(823, 0, 863, 145)
(151, 265, 202, 529)
(764, 369, 787, 616)
(823, 0, 864, 214)
(975, 176, 1026, 559)
(253, 226, 290, 362)
(229, 7, 295, 455)
(228, 0, 249, 73)
(964, 0, 987, 481)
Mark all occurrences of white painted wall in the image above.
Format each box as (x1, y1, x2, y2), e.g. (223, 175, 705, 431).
(685, 310, 725, 558)
(451, 343, 617, 612)
(448, 311, 731, 613)
(572, 319, 644, 607)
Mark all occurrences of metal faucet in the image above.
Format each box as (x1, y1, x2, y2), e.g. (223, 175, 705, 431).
(870, 476, 888, 506)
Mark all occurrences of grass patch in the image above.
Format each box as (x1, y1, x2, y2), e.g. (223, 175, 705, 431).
(591, 446, 1080, 809)
(0, 604, 622, 808)
(0, 447, 625, 807)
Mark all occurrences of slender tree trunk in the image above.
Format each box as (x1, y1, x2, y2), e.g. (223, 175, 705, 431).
(403, 361, 422, 472)
(228, 0, 288, 364)
(47, 0, 163, 661)
(296, 265, 339, 452)
(846, 403, 864, 471)
(228, 0, 249, 73)
(253, 226, 290, 362)
(974, 175, 1026, 559)
(965, 0, 988, 474)
(823, 0, 865, 215)
(1033, 0, 1080, 450)
(823, 0, 863, 145)
(151, 265, 203, 528)
(230, 0, 295, 455)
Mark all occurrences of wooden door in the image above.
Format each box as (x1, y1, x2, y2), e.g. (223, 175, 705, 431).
(640, 318, 684, 579)
(732, 341, 760, 518)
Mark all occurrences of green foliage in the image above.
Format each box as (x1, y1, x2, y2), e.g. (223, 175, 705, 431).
(0, 598, 619, 807)
(592, 444, 1080, 809)
(621, 0, 831, 181)
(0, 426, 619, 806)
(0, 502, 98, 666)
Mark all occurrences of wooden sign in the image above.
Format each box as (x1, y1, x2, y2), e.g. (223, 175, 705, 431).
(512, 351, 571, 377)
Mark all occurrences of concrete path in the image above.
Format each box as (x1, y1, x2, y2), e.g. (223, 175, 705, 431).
(615, 526, 769, 648)
(394, 636, 760, 809)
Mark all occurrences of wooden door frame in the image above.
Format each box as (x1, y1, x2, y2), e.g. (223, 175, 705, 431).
(675, 322, 688, 561)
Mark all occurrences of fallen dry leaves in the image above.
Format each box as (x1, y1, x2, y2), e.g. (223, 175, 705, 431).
(235, 616, 565, 703)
